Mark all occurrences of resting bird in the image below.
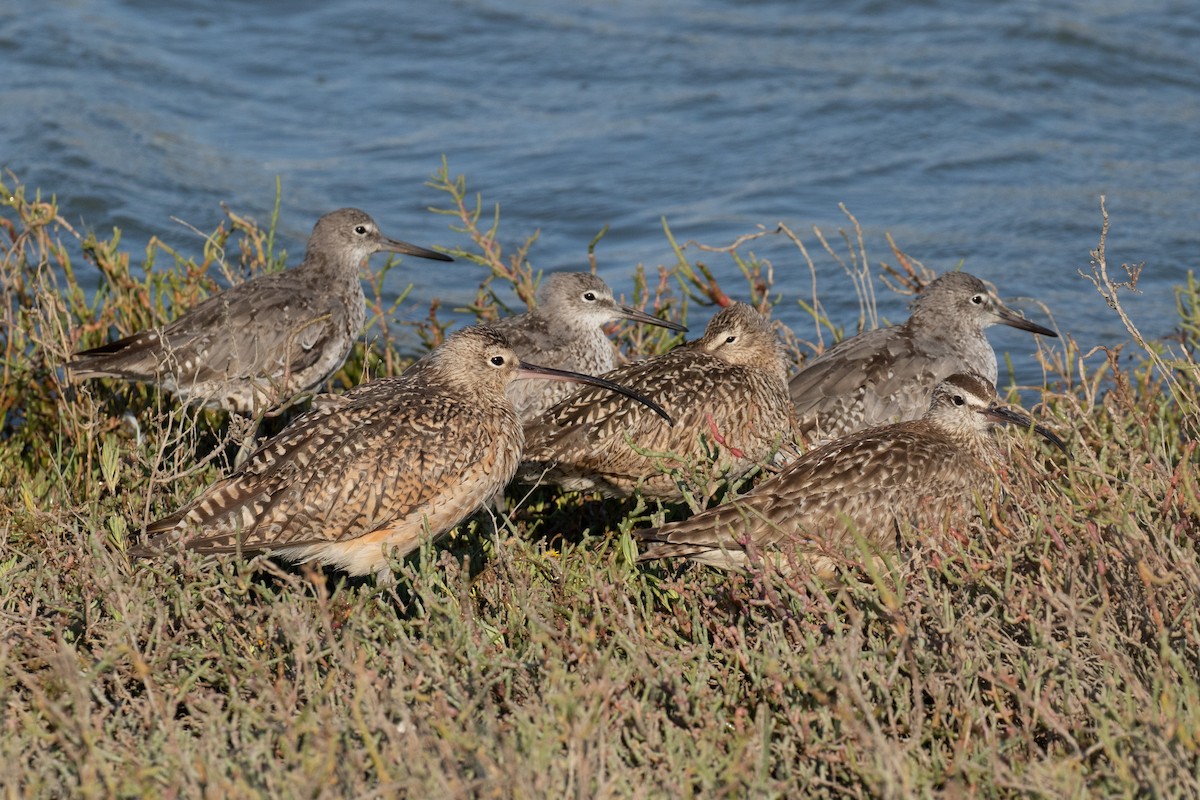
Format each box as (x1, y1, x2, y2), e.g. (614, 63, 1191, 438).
(67, 208, 453, 415)
(788, 271, 1056, 441)
(487, 271, 686, 420)
(637, 372, 1065, 574)
(519, 302, 795, 503)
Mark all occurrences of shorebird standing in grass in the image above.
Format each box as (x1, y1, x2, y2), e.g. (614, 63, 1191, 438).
(636, 372, 1065, 574)
(131, 326, 672, 582)
(488, 272, 687, 421)
(67, 208, 453, 415)
(518, 302, 795, 503)
(788, 271, 1057, 441)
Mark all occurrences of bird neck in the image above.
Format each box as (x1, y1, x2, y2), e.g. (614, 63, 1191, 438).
(714, 345, 789, 384)
(302, 249, 365, 284)
(552, 310, 606, 337)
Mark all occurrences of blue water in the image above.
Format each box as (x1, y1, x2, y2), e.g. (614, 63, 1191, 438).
(3, 0, 1198, 385)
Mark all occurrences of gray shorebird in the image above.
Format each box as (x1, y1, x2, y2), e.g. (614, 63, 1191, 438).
(67, 208, 453, 415)
(788, 271, 1056, 441)
(518, 302, 795, 502)
(131, 326, 672, 581)
(637, 372, 1065, 573)
(488, 272, 687, 420)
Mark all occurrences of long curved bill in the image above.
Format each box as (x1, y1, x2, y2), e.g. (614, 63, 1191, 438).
(517, 361, 675, 426)
(982, 405, 1067, 452)
(996, 303, 1056, 337)
(617, 304, 688, 333)
(379, 235, 454, 263)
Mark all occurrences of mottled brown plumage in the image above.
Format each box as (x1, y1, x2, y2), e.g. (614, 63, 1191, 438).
(788, 271, 1056, 441)
(67, 208, 453, 415)
(488, 272, 686, 421)
(133, 326, 671, 580)
(519, 302, 795, 502)
(637, 372, 1065, 573)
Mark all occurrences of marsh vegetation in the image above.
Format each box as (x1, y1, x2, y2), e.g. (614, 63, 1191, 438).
(1, 167, 1197, 797)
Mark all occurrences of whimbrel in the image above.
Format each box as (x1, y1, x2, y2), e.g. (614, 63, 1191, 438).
(788, 271, 1056, 441)
(67, 208, 453, 415)
(637, 372, 1065, 573)
(488, 272, 686, 421)
(519, 302, 795, 502)
(131, 326, 672, 581)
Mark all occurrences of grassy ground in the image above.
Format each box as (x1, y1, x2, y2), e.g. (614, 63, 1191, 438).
(1, 166, 1198, 798)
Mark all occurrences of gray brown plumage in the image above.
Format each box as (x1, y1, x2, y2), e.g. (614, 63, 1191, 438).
(637, 372, 1065, 573)
(131, 326, 672, 581)
(67, 208, 453, 415)
(488, 272, 687, 421)
(788, 271, 1056, 441)
(518, 302, 795, 502)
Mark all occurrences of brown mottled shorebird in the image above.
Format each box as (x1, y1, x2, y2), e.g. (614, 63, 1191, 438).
(488, 272, 687, 421)
(518, 302, 795, 502)
(637, 372, 1065, 573)
(131, 326, 672, 581)
(788, 271, 1056, 441)
(67, 208, 453, 415)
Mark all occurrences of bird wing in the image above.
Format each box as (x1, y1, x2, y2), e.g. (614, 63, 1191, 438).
(70, 272, 345, 386)
(488, 314, 564, 361)
(156, 273, 346, 385)
(788, 328, 935, 435)
(522, 352, 749, 474)
(520, 347, 794, 499)
(636, 425, 964, 557)
(137, 380, 507, 554)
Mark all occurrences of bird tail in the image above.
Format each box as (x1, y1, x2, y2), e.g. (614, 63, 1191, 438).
(66, 330, 164, 380)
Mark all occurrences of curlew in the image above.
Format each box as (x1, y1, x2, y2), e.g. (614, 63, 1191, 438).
(132, 326, 672, 581)
(637, 372, 1065, 573)
(519, 302, 795, 503)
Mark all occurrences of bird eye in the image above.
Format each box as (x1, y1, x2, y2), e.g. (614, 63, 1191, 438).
(970, 294, 984, 305)
(725, 335, 737, 344)
(354, 225, 368, 236)
(490, 355, 506, 367)
(952, 394, 965, 406)
(582, 292, 597, 302)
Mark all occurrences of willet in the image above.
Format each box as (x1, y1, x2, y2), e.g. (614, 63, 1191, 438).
(68, 208, 453, 415)
(788, 271, 1056, 441)
(488, 272, 686, 420)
